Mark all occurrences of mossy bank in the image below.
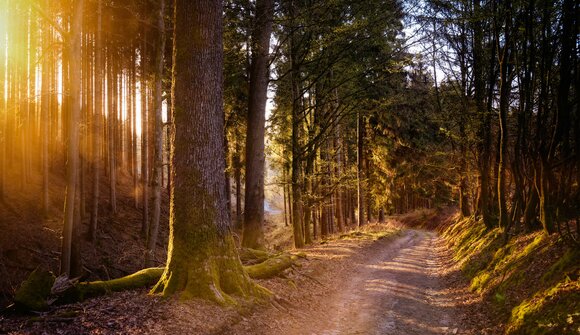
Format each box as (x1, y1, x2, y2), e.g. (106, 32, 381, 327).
(443, 214, 579, 334)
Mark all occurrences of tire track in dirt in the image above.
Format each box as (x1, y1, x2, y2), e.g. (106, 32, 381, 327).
(224, 229, 464, 335)
(314, 229, 460, 335)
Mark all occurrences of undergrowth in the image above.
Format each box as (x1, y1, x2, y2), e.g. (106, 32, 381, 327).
(443, 215, 580, 334)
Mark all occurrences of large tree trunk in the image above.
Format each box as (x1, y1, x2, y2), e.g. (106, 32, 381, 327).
(61, 0, 83, 276)
(242, 0, 274, 250)
(152, 0, 265, 303)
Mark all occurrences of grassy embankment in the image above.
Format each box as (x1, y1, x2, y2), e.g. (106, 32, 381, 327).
(443, 214, 579, 334)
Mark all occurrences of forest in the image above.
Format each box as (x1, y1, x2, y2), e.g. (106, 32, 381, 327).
(0, 0, 578, 334)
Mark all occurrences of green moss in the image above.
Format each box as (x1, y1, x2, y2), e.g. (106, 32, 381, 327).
(14, 268, 56, 311)
(445, 214, 580, 334)
(74, 267, 164, 301)
(542, 249, 580, 283)
(339, 229, 399, 241)
(244, 254, 296, 279)
(471, 272, 491, 292)
(239, 248, 275, 264)
(507, 280, 580, 334)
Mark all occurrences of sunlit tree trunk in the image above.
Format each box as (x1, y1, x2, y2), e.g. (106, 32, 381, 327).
(89, 0, 102, 241)
(61, 0, 83, 276)
(152, 0, 263, 302)
(0, 2, 5, 200)
(357, 111, 366, 226)
(40, 1, 51, 216)
(131, 51, 139, 208)
(146, 0, 166, 267)
(107, 48, 117, 214)
(141, 31, 150, 237)
(496, 1, 512, 230)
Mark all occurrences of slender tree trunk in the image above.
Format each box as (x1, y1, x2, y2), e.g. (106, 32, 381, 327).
(108, 53, 117, 214)
(146, 0, 166, 267)
(357, 111, 365, 226)
(132, 50, 139, 208)
(283, 168, 288, 227)
(141, 33, 149, 237)
(473, 0, 495, 228)
(61, 0, 83, 276)
(497, 4, 512, 230)
(233, 137, 242, 230)
(0, 3, 5, 200)
(289, 1, 304, 248)
(89, 0, 102, 241)
(40, 3, 51, 215)
(242, 0, 274, 249)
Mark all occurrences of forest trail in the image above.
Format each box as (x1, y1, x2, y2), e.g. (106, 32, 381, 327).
(227, 229, 466, 335)
(314, 230, 458, 335)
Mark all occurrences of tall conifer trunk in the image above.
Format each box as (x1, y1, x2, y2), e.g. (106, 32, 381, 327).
(242, 0, 274, 249)
(61, 0, 83, 276)
(146, 0, 166, 267)
(153, 0, 264, 302)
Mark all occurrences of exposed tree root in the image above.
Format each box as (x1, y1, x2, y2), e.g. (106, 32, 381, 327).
(245, 254, 298, 279)
(14, 252, 298, 310)
(239, 248, 276, 265)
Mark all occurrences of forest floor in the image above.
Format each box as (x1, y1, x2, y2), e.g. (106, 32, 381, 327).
(1, 220, 498, 335)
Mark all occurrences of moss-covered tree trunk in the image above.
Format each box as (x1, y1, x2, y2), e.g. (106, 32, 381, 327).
(152, 0, 263, 303)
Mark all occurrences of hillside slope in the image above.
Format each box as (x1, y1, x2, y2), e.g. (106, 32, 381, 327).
(442, 212, 579, 334)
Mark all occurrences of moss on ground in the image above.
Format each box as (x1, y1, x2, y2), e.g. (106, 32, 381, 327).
(14, 268, 56, 311)
(508, 280, 580, 334)
(443, 214, 580, 334)
(338, 230, 399, 241)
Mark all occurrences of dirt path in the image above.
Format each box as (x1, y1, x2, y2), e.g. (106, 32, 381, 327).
(228, 229, 464, 335)
(316, 229, 458, 335)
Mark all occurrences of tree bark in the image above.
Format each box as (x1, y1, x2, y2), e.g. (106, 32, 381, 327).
(152, 0, 265, 303)
(61, 0, 83, 276)
(146, 0, 166, 267)
(89, 0, 102, 241)
(140, 32, 149, 237)
(357, 111, 366, 226)
(108, 52, 117, 214)
(41, 2, 51, 216)
(496, 2, 512, 230)
(289, 1, 304, 248)
(242, 0, 274, 250)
